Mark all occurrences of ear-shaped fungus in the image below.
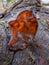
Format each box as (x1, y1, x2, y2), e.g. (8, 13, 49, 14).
(8, 10, 38, 51)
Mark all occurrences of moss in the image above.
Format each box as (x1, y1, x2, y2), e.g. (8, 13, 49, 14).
(7, 0, 13, 3)
(0, 0, 13, 2)
(0, 0, 2, 2)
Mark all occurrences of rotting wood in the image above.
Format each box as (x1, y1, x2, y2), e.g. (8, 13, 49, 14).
(0, 0, 23, 18)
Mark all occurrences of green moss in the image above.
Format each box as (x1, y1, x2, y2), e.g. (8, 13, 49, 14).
(7, 0, 13, 3)
(0, 0, 13, 2)
(7, 0, 12, 2)
(0, 0, 2, 2)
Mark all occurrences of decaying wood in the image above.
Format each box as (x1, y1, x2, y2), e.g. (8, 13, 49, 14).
(4, 0, 23, 13)
(0, 0, 23, 18)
